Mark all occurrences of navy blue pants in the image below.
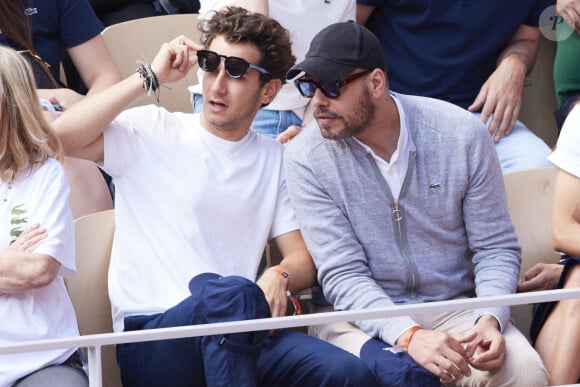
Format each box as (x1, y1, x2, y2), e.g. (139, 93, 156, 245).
(116, 273, 377, 387)
(360, 338, 440, 387)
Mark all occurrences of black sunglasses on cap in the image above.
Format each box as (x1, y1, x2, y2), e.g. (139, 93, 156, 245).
(197, 50, 269, 79)
(294, 70, 372, 99)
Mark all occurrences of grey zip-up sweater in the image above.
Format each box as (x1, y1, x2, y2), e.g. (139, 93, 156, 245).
(284, 93, 521, 345)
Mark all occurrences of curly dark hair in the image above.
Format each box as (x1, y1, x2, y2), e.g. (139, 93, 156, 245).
(198, 6, 295, 85)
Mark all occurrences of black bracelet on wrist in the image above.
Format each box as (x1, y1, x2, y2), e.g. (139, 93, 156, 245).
(136, 59, 160, 102)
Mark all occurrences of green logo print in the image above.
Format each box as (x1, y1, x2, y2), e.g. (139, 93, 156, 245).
(10, 203, 27, 238)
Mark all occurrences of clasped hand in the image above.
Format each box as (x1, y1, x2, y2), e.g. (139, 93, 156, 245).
(407, 318, 505, 382)
(8, 223, 46, 253)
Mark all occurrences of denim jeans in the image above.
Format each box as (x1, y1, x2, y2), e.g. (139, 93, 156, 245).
(192, 93, 302, 138)
(472, 112, 552, 173)
(116, 274, 377, 387)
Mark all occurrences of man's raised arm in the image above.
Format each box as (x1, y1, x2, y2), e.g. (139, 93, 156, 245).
(52, 36, 200, 163)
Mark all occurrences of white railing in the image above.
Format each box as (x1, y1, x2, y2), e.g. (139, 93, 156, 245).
(2, 288, 580, 386)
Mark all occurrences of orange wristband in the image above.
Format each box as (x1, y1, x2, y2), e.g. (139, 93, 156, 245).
(401, 326, 421, 351)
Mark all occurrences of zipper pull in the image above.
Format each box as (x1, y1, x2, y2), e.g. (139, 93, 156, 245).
(392, 201, 403, 221)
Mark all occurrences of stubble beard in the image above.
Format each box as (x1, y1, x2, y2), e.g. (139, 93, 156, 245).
(317, 86, 376, 140)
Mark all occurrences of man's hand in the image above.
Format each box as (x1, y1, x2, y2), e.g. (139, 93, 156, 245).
(406, 329, 476, 382)
(256, 267, 288, 318)
(465, 315, 506, 371)
(468, 55, 526, 142)
(558, 0, 580, 32)
(468, 23, 539, 141)
(150, 35, 202, 86)
(517, 263, 563, 292)
(276, 125, 302, 144)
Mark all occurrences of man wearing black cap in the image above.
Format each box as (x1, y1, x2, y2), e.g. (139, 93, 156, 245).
(284, 21, 548, 386)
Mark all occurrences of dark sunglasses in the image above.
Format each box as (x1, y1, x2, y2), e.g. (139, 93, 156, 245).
(294, 70, 372, 98)
(197, 49, 269, 79)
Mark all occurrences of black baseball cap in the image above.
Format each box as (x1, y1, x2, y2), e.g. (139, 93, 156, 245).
(287, 21, 387, 81)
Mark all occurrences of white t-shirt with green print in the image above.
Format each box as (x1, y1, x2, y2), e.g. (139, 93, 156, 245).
(0, 158, 78, 387)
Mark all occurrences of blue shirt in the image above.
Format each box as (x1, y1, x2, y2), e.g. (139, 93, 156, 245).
(357, 0, 554, 108)
(0, 0, 103, 78)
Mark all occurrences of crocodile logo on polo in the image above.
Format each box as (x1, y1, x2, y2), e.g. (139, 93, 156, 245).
(9, 203, 27, 238)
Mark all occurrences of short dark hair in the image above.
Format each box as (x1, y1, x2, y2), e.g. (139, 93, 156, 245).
(199, 6, 295, 84)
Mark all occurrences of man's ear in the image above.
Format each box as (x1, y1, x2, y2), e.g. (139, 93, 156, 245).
(260, 79, 283, 105)
(368, 69, 388, 98)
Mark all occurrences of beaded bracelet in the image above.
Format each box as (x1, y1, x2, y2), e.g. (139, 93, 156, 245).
(136, 59, 160, 102)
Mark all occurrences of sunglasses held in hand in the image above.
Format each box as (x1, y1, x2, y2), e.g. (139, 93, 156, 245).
(197, 50, 269, 79)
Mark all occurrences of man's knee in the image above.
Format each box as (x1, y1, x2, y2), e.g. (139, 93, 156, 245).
(189, 273, 270, 323)
(483, 330, 548, 387)
(189, 273, 271, 349)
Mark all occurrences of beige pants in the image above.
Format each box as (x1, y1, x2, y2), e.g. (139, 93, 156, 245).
(310, 307, 548, 387)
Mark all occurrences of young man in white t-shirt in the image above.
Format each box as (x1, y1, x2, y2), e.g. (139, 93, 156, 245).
(54, 6, 377, 387)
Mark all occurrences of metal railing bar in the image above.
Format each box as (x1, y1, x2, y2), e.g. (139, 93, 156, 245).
(1, 288, 579, 355)
(86, 346, 102, 386)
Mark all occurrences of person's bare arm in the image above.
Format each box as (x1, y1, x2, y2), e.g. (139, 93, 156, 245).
(0, 224, 60, 294)
(67, 34, 122, 95)
(468, 24, 540, 141)
(553, 168, 580, 255)
(53, 35, 200, 163)
(37, 35, 122, 111)
(519, 166, 580, 292)
(256, 229, 316, 317)
(356, 4, 375, 24)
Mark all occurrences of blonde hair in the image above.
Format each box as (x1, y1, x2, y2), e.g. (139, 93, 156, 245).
(0, 46, 63, 183)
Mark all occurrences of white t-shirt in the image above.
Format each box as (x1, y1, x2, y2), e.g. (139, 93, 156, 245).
(549, 104, 580, 177)
(103, 105, 298, 331)
(0, 159, 77, 387)
(191, 0, 356, 117)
